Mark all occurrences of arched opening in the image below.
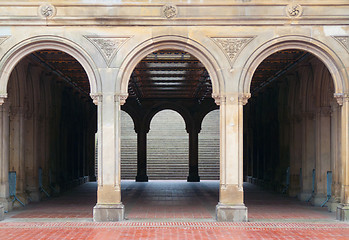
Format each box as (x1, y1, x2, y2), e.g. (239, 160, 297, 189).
(147, 110, 188, 179)
(120, 49, 219, 220)
(244, 49, 340, 220)
(1, 49, 97, 213)
(199, 109, 220, 180)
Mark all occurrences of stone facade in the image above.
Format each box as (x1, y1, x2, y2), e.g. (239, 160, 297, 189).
(0, 0, 348, 222)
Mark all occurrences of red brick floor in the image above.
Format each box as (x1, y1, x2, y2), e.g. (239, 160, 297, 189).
(2, 181, 349, 239)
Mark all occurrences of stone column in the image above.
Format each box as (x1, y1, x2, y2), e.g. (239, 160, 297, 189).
(187, 125, 200, 182)
(135, 125, 148, 182)
(215, 93, 249, 222)
(93, 93, 125, 222)
(0, 101, 11, 212)
(335, 93, 349, 221)
(313, 107, 331, 206)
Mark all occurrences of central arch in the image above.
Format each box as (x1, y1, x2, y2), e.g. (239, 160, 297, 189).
(117, 35, 224, 99)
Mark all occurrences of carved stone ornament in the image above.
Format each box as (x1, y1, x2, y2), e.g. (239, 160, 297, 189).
(38, 3, 56, 18)
(286, 4, 303, 18)
(90, 94, 102, 105)
(162, 4, 178, 19)
(238, 93, 251, 105)
(333, 36, 349, 52)
(116, 93, 129, 105)
(85, 36, 130, 66)
(0, 36, 10, 45)
(212, 37, 254, 64)
(334, 93, 349, 106)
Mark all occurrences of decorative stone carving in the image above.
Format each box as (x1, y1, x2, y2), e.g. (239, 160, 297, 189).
(333, 36, 349, 52)
(238, 93, 251, 105)
(212, 37, 254, 64)
(116, 93, 129, 105)
(38, 3, 56, 18)
(334, 93, 349, 106)
(90, 94, 102, 105)
(162, 4, 178, 19)
(0, 36, 9, 46)
(212, 94, 224, 106)
(286, 4, 303, 18)
(85, 37, 130, 66)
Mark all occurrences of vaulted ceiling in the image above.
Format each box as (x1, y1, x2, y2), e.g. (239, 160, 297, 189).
(29, 49, 308, 100)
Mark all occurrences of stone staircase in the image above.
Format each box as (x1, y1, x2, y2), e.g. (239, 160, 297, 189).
(120, 110, 219, 180)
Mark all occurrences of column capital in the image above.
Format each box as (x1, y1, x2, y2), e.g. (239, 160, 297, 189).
(0, 93, 7, 106)
(238, 93, 251, 106)
(90, 93, 102, 105)
(334, 93, 349, 106)
(115, 93, 128, 105)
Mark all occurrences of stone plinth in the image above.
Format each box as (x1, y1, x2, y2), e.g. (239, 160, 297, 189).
(337, 204, 349, 221)
(216, 203, 248, 222)
(93, 204, 124, 222)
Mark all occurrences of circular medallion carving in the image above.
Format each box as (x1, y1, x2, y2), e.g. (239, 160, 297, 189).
(38, 3, 56, 18)
(162, 4, 178, 19)
(286, 4, 303, 18)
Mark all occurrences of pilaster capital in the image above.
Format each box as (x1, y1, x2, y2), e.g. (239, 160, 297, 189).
(90, 93, 102, 105)
(115, 93, 128, 105)
(238, 93, 251, 105)
(334, 93, 349, 106)
(212, 94, 225, 106)
(0, 93, 7, 106)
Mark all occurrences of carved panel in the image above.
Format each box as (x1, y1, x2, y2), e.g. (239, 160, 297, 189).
(285, 4, 303, 18)
(85, 36, 130, 66)
(333, 36, 349, 52)
(162, 4, 178, 19)
(211, 37, 254, 65)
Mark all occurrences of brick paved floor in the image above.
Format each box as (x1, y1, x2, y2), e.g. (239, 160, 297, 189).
(1, 181, 348, 239)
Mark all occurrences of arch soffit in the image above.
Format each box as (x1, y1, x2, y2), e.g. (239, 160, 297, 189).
(144, 103, 193, 133)
(117, 35, 225, 101)
(239, 35, 348, 96)
(0, 35, 101, 100)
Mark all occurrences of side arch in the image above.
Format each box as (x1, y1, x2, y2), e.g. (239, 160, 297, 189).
(239, 35, 348, 96)
(0, 35, 101, 99)
(117, 35, 225, 101)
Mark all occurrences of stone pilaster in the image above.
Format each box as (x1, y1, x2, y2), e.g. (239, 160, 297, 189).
(93, 93, 124, 222)
(336, 94, 349, 221)
(0, 102, 11, 213)
(216, 93, 249, 222)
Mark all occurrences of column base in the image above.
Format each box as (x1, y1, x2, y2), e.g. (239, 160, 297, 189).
(216, 203, 248, 222)
(0, 198, 12, 212)
(337, 204, 349, 221)
(298, 192, 312, 202)
(135, 175, 148, 182)
(93, 204, 125, 222)
(312, 194, 327, 207)
(0, 204, 4, 221)
(187, 175, 200, 182)
(327, 197, 340, 212)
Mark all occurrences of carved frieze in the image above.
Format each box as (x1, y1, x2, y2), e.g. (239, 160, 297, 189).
(333, 36, 349, 52)
(85, 36, 130, 66)
(211, 37, 254, 65)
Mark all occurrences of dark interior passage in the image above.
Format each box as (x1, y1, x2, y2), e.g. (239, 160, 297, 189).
(4, 50, 96, 209)
(244, 49, 339, 211)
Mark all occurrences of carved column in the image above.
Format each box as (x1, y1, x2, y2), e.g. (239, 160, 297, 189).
(215, 93, 249, 222)
(0, 101, 11, 211)
(93, 92, 125, 222)
(135, 123, 148, 182)
(335, 93, 349, 221)
(187, 124, 200, 182)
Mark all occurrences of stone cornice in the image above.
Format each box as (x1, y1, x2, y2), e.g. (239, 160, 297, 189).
(0, 2, 348, 26)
